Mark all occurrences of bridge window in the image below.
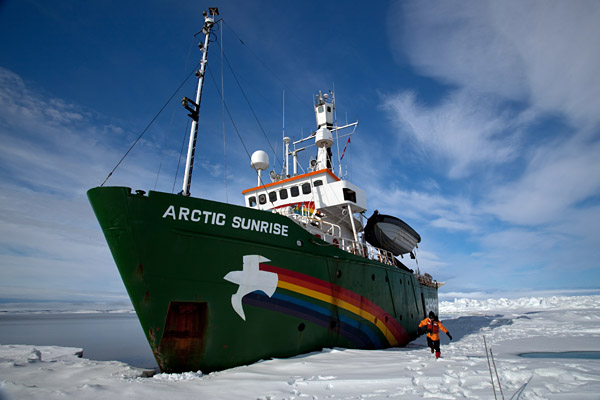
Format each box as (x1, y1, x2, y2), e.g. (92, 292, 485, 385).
(290, 186, 299, 197)
(279, 188, 288, 200)
(269, 191, 277, 202)
(302, 182, 311, 194)
(259, 194, 266, 205)
(343, 188, 356, 203)
(248, 196, 256, 207)
(313, 180, 323, 187)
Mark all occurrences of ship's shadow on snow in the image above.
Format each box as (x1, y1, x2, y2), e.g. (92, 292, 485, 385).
(442, 314, 513, 342)
(405, 314, 515, 349)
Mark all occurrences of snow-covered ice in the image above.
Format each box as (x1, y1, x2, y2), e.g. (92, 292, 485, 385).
(1, 295, 599, 399)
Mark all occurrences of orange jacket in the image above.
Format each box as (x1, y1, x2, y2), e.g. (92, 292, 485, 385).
(418, 317, 448, 341)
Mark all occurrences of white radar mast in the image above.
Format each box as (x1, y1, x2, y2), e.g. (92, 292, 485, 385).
(314, 91, 334, 171)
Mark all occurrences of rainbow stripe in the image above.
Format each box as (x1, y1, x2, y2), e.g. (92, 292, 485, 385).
(242, 263, 409, 348)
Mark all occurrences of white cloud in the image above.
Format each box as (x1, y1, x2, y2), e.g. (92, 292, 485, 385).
(485, 136, 600, 226)
(0, 68, 149, 299)
(390, 0, 600, 128)
(382, 89, 520, 178)
(0, 66, 255, 300)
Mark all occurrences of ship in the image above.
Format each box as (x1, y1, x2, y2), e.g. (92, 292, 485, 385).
(88, 8, 441, 374)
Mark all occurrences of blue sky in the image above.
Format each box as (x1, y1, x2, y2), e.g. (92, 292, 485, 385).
(1, 0, 599, 302)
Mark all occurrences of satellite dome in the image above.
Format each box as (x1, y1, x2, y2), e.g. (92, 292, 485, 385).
(251, 150, 269, 171)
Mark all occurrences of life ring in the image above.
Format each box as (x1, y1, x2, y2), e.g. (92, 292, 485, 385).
(332, 238, 339, 248)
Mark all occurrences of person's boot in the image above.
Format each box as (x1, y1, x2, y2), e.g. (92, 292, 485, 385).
(430, 347, 434, 354)
(435, 351, 441, 359)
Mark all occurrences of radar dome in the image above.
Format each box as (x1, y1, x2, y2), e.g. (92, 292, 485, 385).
(251, 150, 269, 171)
(315, 127, 333, 148)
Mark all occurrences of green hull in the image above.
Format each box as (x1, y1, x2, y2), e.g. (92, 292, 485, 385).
(88, 186, 438, 373)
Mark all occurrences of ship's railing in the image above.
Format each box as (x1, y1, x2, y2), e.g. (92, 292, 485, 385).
(321, 232, 397, 267)
(277, 209, 398, 267)
(416, 273, 441, 288)
(275, 207, 341, 238)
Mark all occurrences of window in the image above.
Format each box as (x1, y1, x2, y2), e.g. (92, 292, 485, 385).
(313, 180, 323, 187)
(279, 189, 288, 200)
(343, 188, 356, 203)
(259, 194, 266, 205)
(290, 186, 299, 197)
(302, 182, 311, 194)
(248, 196, 257, 207)
(269, 191, 277, 202)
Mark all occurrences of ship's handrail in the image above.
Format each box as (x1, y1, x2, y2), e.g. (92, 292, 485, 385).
(278, 209, 398, 267)
(275, 207, 341, 238)
(415, 273, 442, 289)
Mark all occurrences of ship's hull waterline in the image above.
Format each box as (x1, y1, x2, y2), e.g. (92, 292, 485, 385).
(88, 186, 438, 373)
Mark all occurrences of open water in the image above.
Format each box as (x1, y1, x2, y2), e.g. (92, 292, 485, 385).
(0, 313, 158, 369)
(519, 351, 600, 360)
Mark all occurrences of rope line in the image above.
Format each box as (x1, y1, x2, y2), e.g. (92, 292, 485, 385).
(207, 68, 277, 208)
(221, 20, 304, 104)
(100, 64, 199, 187)
(213, 39, 282, 171)
(220, 19, 229, 203)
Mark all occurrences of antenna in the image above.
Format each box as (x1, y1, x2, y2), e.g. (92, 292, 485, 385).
(282, 90, 286, 176)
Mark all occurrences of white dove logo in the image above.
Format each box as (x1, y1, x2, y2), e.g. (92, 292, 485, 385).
(223, 255, 278, 320)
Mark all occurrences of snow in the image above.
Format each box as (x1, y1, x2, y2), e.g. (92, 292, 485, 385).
(2, 295, 600, 399)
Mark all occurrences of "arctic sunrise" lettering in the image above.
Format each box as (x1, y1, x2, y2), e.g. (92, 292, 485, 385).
(162, 205, 289, 237)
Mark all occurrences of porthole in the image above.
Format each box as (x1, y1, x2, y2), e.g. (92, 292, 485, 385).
(298, 323, 305, 332)
(296, 240, 303, 247)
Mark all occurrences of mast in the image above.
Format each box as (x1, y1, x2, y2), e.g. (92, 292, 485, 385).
(181, 8, 219, 196)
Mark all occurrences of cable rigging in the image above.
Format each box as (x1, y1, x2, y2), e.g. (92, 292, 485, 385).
(100, 64, 199, 187)
(101, 16, 301, 196)
(212, 39, 283, 172)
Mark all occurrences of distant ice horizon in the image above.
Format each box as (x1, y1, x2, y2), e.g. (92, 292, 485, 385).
(1, 291, 599, 314)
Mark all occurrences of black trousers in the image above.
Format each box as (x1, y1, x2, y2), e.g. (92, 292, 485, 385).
(427, 337, 440, 352)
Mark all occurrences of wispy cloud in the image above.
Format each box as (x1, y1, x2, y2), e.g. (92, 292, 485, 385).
(382, 89, 521, 179)
(390, 0, 600, 128)
(0, 65, 258, 301)
(379, 1, 600, 293)
(0, 67, 150, 299)
(485, 136, 600, 226)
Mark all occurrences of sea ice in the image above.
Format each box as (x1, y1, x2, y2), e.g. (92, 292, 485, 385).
(1, 295, 599, 399)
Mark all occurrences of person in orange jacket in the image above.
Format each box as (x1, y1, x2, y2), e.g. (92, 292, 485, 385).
(418, 311, 452, 359)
